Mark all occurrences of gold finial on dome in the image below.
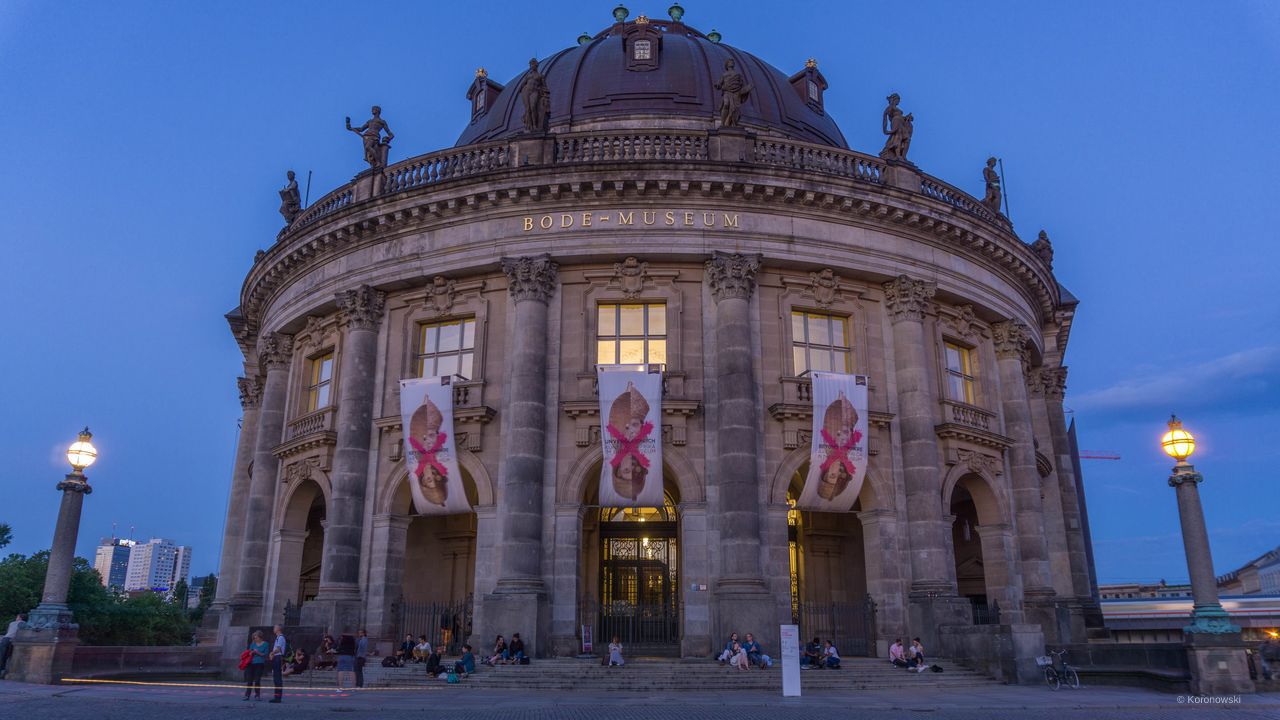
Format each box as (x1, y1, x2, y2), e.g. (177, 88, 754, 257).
(805, 58, 818, 69)
(636, 14, 650, 24)
(475, 67, 488, 78)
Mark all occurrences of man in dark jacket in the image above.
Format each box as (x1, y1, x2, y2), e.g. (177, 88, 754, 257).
(509, 633, 527, 663)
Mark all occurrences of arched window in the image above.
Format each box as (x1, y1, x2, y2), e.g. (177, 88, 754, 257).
(599, 491, 677, 523)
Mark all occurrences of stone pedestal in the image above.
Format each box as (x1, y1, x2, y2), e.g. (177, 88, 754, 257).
(708, 127, 753, 163)
(1186, 632, 1255, 695)
(509, 133, 555, 167)
(907, 593, 972, 652)
(8, 626, 78, 685)
(299, 598, 365, 636)
(882, 162, 921, 192)
(482, 591, 548, 658)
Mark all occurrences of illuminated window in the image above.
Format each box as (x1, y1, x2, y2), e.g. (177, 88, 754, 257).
(305, 352, 334, 412)
(944, 342, 977, 403)
(416, 318, 476, 379)
(791, 311, 851, 374)
(597, 303, 666, 366)
(634, 40, 651, 60)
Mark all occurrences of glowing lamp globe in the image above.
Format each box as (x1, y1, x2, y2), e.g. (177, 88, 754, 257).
(1161, 415, 1195, 461)
(66, 427, 98, 471)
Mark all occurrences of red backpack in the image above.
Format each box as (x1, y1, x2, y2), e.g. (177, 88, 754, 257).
(238, 649, 254, 670)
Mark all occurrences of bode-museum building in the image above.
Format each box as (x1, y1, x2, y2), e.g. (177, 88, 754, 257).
(208, 6, 1100, 671)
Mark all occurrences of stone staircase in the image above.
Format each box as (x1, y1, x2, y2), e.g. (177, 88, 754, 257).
(356, 657, 1000, 691)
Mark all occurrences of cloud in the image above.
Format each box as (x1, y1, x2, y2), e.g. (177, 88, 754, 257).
(1070, 346, 1280, 418)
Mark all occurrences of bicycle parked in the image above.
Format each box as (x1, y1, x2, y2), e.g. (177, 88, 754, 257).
(1036, 648, 1080, 690)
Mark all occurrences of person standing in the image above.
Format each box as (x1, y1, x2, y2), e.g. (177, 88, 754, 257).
(242, 631, 269, 701)
(268, 625, 286, 703)
(355, 629, 369, 688)
(336, 631, 357, 689)
(0, 613, 27, 679)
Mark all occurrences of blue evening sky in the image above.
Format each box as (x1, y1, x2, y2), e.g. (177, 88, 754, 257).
(1, 1, 1277, 587)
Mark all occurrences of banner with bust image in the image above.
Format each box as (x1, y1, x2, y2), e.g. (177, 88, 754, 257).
(597, 366, 664, 508)
(795, 372, 869, 512)
(400, 376, 471, 515)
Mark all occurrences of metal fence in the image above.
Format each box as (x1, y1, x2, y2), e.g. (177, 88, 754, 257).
(972, 599, 1002, 626)
(795, 596, 877, 657)
(393, 595, 473, 656)
(579, 601, 682, 656)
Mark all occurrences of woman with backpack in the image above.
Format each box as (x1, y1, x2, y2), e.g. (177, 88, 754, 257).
(242, 630, 269, 701)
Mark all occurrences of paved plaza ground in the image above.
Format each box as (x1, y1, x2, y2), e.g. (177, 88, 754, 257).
(1, 679, 1278, 720)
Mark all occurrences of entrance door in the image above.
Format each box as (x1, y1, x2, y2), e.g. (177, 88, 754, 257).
(598, 521, 679, 654)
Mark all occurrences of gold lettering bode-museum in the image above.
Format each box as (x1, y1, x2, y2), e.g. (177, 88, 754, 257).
(209, 9, 1095, 686)
(522, 210, 742, 231)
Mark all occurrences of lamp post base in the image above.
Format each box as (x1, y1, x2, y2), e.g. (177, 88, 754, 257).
(1185, 630, 1255, 695)
(7, 624, 79, 684)
(1185, 603, 1241, 635)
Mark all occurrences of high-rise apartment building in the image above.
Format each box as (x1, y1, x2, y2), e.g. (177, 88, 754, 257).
(93, 537, 134, 589)
(124, 538, 192, 592)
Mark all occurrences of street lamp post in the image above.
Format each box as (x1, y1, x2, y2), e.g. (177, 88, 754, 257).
(27, 428, 98, 630)
(1161, 415, 1253, 694)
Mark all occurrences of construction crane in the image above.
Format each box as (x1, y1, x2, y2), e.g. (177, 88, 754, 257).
(1079, 451, 1121, 461)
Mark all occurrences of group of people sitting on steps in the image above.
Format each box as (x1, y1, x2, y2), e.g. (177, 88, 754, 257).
(889, 637, 934, 673)
(715, 632, 774, 670)
(481, 633, 529, 666)
(801, 637, 842, 669)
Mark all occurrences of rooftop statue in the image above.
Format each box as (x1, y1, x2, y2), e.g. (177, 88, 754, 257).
(714, 58, 752, 128)
(982, 157, 1002, 213)
(879, 93, 913, 163)
(278, 170, 301, 224)
(346, 105, 394, 170)
(519, 58, 551, 133)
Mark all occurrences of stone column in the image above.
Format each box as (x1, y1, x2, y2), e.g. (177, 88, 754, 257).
(304, 285, 385, 632)
(991, 321, 1057, 637)
(365, 514, 411, 638)
(1040, 366, 1105, 631)
(883, 275, 969, 645)
(207, 377, 262, 629)
(679, 502, 712, 657)
(858, 509, 908, 657)
(1025, 371, 1074, 600)
(973, 523, 1024, 623)
(480, 254, 557, 655)
(705, 252, 775, 644)
(548, 505, 584, 657)
(232, 332, 293, 625)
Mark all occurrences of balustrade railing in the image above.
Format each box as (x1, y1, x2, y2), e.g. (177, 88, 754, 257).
(290, 187, 353, 231)
(942, 399, 995, 432)
(380, 143, 509, 195)
(920, 176, 1005, 226)
(286, 406, 336, 441)
(554, 132, 708, 163)
(781, 376, 814, 404)
(753, 139, 884, 183)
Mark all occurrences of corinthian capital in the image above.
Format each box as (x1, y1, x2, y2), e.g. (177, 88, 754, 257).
(501, 254, 559, 304)
(991, 320, 1031, 363)
(1042, 365, 1068, 400)
(705, 251, 761, 303)
(256, 332, 294, 370)
(337, 285, 387, 331)
(881, 274, 935, 323)
(237, 376, 264, 409)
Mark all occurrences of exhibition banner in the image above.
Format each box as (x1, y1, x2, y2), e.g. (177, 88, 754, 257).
(597, 366, 664, 508)
(795, 372, 869, 512)
(400, 376, 471, 515)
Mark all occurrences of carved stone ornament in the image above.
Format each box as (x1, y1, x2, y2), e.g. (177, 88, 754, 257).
(991, 320, 1031, 362)
(1041, 365, 1067, 400)
(879, 92, 914, 163)
(501, 254, 559, 304)
(809, 268, 841, 308)
(299, 315, 326, 345)
(254, 249, 266, 264)
(428, 275, 457, 315)
(612, 256, 650, 298)
(337, 285, 387, 331)
(1031, 230, 1054, 269)
(881, 274, 935, 323)
(285, 456, 325, 483)
(237, 376, 264, 409)
(957, 448, 999, 477)
(257, 332, 294, 370)
(279, 170, 301, 224)
(705, 251, 762, 303)
(948, 304, 980, 339)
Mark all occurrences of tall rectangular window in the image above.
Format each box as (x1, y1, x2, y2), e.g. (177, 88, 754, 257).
(306, 352, 334, 412)
(790, 311, 851, 374)
(597, 303, 666, 366)
(634, 40, 652, 60)
(417, 318, 476, 379)
(944, 342, 977, 404)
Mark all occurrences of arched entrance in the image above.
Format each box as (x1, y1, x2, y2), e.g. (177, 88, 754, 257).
(272, 478, 326, 620)
(580, 474, 682, 655)
(945, 470, 1020, 623)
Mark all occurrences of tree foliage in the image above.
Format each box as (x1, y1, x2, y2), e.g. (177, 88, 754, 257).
(0, 523, 11, 549)
(0, 551, 194, 646)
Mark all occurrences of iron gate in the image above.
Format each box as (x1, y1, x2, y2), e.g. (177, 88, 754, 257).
(393, 594, 473, 656)
(795, 596, 877, 657)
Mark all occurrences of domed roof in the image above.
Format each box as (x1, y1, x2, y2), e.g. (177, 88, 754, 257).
(455, 16, 847, 149)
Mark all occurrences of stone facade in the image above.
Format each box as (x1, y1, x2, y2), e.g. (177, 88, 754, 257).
(212, 13, 1098, 670)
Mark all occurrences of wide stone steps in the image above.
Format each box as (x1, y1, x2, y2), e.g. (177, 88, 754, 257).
(355, 657, 998, 691)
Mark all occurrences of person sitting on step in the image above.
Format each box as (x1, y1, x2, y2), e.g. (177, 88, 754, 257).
(314, 635, 337, 670)
(730, 641, 749, 670)
(283, 648, 309, 676)
(716, 632, 740, 665)
(889, 638, 909, 668)
(486, 634, 507, 666)
(742, 632, 772, 669)
(396, 634, 415, 665)
(822, 640, 841, 669)
(508, 633, 527, 664)
(608, 635, 625, 667)
(908, 637, 928, 673)
(425, 644, 444, 677)
(453, 644, 476, 676)
(802, 637, 822, 669)
(413, 635, 431, 663)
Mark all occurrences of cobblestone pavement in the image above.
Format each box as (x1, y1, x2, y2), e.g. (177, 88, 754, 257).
(1, 680, 1278, 720)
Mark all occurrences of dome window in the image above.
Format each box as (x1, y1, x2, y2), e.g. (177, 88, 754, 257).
(466, 67, 505, 123)
(789, 58, 828, 113)
(622, 18, 662, 71)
